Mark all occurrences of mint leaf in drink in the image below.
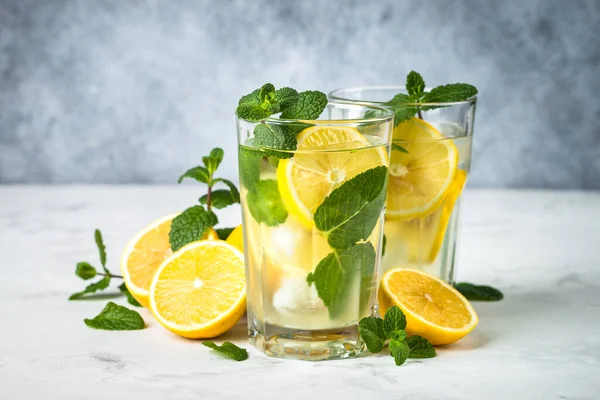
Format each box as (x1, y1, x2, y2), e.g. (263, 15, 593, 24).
(455, 282, 504, 301)
(392, 143, 409, 154)
(239, 145, 264, 191)
(314, 166, 388, 249)
(254, 123, 296, 159)
(406, 71, 426, 97)
(75, 262, 97, 280)
(383, 306, 407, 337)
(358, 315, 386, 353)
(407, 335, 436, 358)
(84, 302, 145, 330)
(280, 90, 327, 120)
(202, 147, 224, 175)
(381, 234, 387, 257)
(94, 229, 108, 272)
(307, 242, 375, 319)
(391, 106, 420, 126)
(389, 338, 411, 366)
(178, 166, 211, 184)
(247, 179, 287, 226)
(273, 87, 300, 110)
(203, 341, 248, 361)
(215, 227, 235, 240)
(69, 275, 111, 300)
(422, 83, 478, 103)
(119, 283, 142, 307)
(169, 205, 218, 251)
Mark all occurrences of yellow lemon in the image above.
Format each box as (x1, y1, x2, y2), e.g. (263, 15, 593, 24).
(225, 224, 244, 252)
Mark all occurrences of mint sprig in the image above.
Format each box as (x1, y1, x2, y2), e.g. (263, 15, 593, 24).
(84, 302, 145, 331)
(358, 306, 436, 366)
(454, 282, 504, 301)
(203, 341, 249, 361)
(386, 71, 478, 125)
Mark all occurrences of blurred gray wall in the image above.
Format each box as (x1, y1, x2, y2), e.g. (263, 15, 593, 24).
(1, 0, 599, 188)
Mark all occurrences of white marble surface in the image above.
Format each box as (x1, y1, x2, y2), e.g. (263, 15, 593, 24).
(1, 186, 599, 400)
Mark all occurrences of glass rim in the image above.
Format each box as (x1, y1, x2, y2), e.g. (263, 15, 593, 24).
(236, 100, 394, 125)
(328, 85, 478, 107)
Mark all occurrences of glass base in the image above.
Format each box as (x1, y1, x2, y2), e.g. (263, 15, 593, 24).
(248, 322, 367, 361)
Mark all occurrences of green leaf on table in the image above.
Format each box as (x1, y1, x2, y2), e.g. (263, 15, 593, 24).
(215, 227, 236, 241)
(358, 315, 386, 353)
(202, 147, 224, 175)
(314, 166, 388, 249)
(94, 229, 107, 272)
(389, 338, 411, 366)
(454, 282, 504, 301)
(69, 275, 111, 300)
(280, 90, 327, 120)
(199, 189, 239, 209)
(84, 302, 145, 330)
(202, 341, 248, 361)
(119, 283, 142, 307)
(383, 306, 407, 337)
(407, 335, 436, 358)
(406, 71, 426, 97)
(391, 143, 409, 154)
(247, 179, 287, 227)
(306, 242, 375, 319)
(212, 178, 240, 203)
(75, 262, 97, 280)
(253, 123, 296, 159)
(422, 83, 478, 103)
(178, 166, 211, 184)
(169, 205, 218, 251)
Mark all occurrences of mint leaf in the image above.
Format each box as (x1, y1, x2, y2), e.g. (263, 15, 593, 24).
(119, 283, 142, 307)
(203, 341, 248, 361)
(215, 227, 235, 240)
(239, 145, 263, 191)
(392, 106, 419, 126)
(314, 166, 387, 249)
(273, 87, 299, 111)
(94, 229, 107, 272)
(84, 302, 145, 330)
(455, 282, 503, 301)
(422, 83, 478, 103)
(307, 242, 375, 319)
(253, 123, 296, 158)
(386, 93, 412, 106)
(75, 262, 97, 280)
(406, 335, 436, 358)
(389, 339, 411, 366)
(202, 147, 224, 175)
(236, 84, 274, 122)
(280, 90, 327, 120)
(358, 315, 386, 353)
(247, 179, 287, 226)
(169, 205, 218, 251)
(178, 166, 211, 184)
(392, 143, 409, 154)
(406, 71, 425, 97)
(383, 306, 407, 337)
(390, 330, 407, 341)
(212, 178, 240, 203)
(69, 275, 111, 300)
(200, 180, 240, 209)
(259, 83, 276, 105)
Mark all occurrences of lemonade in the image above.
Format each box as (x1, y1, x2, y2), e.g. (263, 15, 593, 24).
(236, 100, 393, 360)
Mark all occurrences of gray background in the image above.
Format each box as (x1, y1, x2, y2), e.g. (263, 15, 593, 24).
(1, 0, 599, 188)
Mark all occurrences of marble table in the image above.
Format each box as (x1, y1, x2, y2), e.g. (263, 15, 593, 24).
(1, 186, 599, 400)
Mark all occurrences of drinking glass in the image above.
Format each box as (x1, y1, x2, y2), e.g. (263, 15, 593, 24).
(237, 102, 393, 360)
(329, 87, 476, 283)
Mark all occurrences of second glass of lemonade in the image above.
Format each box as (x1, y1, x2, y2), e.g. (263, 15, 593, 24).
(237, 102, 393, 360)
(330, 87, 476, 283)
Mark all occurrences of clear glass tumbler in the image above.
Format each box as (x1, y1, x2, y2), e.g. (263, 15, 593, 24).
(330, 87, 476, 283)
(237, 102, 393, 360)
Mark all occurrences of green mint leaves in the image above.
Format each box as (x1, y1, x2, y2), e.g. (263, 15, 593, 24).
(247, 179, 288, 226)
(314, 166, 388, 249)
(386, 71, 478, 126)
(70, 229, 115, 300)
(75, 262, 97, 280)
(69, 275, 111, 300)
(202, 341, 249, 361)
(455, 282, 504, 301)
(171, 147, 240, 250)
(358, 306, 436, 366)
(119, 283, 142, 307)
(237, 84, 327, 156)
(84, 302, 145, 331)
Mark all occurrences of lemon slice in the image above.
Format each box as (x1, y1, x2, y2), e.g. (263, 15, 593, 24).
(120, 214, 218, 307)
(378, 268, 478, 345)
(148, 241, 246, 338)
(277, 126, 388, 227)
(387, 118, 458, 220)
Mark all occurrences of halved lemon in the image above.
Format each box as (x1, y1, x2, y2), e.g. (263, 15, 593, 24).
(378, 268, 478, 345)
(277, 126, 388, 227)
(387, 118, 458, 220)
(120, 214, 218, 307)
(148, 240, 246, 339)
